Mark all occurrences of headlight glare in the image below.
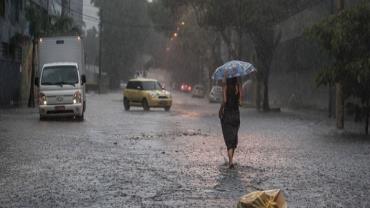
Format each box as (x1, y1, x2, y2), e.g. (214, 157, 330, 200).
(39, 93, 47, 105)
(149, 92, 157, 98)
(73, 91, 82, 103)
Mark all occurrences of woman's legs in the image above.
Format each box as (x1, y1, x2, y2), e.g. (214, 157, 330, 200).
(227, 148, 235, 168)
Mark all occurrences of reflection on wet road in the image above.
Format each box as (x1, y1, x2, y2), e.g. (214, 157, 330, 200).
(0, 92, 369, 207)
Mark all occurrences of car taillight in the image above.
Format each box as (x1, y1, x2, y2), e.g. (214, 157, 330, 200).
(188, 86, 192, 91)
(39, 93, 47, 105)
(73, 91, 82, 104)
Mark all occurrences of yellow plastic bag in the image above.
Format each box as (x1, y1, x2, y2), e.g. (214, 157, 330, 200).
(237, 189, 287, 208)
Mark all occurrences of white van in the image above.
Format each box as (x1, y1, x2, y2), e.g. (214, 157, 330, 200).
(35, 36, 86, 120)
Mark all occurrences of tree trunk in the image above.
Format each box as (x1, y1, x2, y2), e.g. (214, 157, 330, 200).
(366, 101, 369, 135)
(256, 79, 261, 111)
(334, 0, 345, 129)
(220, 30, 237, 59)
(336, 0, 344, 11)
(28, 39, 37, 108)
(336, 82, 344, 129)
(328, 84, 334, 118)
(249, 30, 274, 113)
(262, 75, 270, 111)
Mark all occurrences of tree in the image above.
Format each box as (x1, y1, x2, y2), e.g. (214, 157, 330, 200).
(91, 0, 152, 88)
(148, 3, 219, 85)
(307, 2, 370, 134)
(149, 0, 321, 111)
(84, 27, 99, 65)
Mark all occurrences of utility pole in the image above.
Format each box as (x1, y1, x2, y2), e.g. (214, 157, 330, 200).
(335, 0, 344, 129)
(28, 38, 37, 108)
(61, 0, 67, 16)
(98, 8, 103, 94)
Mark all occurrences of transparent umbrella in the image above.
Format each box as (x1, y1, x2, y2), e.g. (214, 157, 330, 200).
(212, 60, 256, 80)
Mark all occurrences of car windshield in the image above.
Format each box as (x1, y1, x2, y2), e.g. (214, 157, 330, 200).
(142, 81, 162, 90)
(41, 65, 79, 85)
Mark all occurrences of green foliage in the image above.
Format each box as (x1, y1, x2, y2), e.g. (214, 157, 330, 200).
(92, 0, 152, 87)
(308, 2, 370, 134)
(26, 5, 80, 37)
(148, 0, 320, 111)
(147, 0, 177, 37)
(308, 3, 370, 89)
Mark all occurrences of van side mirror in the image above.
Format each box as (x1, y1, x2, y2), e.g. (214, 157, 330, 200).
(81, 75, 86, 84)
(34, 77, 40, 87)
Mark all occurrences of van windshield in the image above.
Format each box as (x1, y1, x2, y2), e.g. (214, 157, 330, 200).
(142, 81, 162, 90)
(41, 66, 79, 86)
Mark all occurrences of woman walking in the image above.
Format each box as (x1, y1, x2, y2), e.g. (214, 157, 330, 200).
(219, 75, 241, 169)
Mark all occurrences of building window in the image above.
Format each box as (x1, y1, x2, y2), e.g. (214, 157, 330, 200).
(1, 42, 21, 62)
(0, 0, 5, 17)
(1, 42, 10, 59)
(15, 47, 22, 62)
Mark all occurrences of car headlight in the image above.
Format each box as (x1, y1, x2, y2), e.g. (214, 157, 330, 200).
(39, 93, 47, 105)
(73, 91, 82, 104)
(149, 92, 157, 98)
(167, 92, 172, 98)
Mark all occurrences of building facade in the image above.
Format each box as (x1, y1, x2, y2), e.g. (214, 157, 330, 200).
(0, 0, 30, 106)
(0, 0, 83, 106)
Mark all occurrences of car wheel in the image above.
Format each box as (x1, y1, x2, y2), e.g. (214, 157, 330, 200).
(83, 101, 86, 112)
(124, 97, 130, 111)
(142, 99, 150, 111)
(164, 106, 171, 111)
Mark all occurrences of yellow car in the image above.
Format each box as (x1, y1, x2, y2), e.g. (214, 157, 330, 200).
(123, 78, 172, 111)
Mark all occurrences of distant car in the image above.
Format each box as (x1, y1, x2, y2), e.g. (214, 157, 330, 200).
(180, 83, 192, 93)
(209, 85, 223, 103)
(123, 78, 172, 111)
(192, 84, 206, 98)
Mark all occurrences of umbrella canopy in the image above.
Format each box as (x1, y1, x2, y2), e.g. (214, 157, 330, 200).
(212, 60, 256, 80)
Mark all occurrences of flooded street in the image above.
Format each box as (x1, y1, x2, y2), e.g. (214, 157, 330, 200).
(1, 92, 370, 207)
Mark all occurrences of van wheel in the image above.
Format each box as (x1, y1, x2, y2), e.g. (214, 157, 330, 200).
(77, 113, 84, 121)
(39, 115, 46, 121)
(124, 97, 130, 111)
(142, 99, 150, 111)
(164, 106, 171, 111)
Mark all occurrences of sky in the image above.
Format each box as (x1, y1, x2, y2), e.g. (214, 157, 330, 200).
(83, 0, 99, 30)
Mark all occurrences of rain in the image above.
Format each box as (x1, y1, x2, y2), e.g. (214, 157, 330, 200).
(1, 0, 370, 207)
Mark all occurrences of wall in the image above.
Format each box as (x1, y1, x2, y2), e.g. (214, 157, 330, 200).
(269, 0, 362, 109)
(0, 0, 29, 106)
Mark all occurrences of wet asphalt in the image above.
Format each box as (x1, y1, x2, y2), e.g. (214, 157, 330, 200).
(0, 92, 370, 208)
